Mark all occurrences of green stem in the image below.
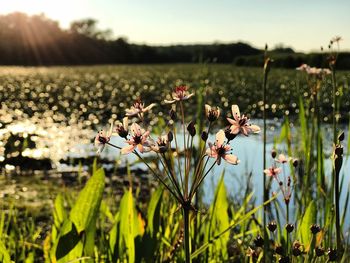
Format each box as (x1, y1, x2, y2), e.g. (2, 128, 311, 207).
(286, 202, 289, 254)
(262, 58, 268, 261)
(335, 161, 341, 258)
(183, 206, 191, 263)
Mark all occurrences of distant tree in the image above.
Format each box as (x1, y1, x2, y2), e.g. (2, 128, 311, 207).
(70, 19, 112, 40)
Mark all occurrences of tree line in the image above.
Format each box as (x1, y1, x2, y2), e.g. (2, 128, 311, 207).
(1, 12, 350, 69)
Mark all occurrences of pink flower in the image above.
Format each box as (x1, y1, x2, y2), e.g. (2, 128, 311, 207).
(296, 64, 331, 77)
(121, 123, 151, 154)
(94, 123, 113, 154)
(125, 98, 156, 117)
(115, 117, 129, 138)
(276, 154, 291, 164)
(164, 85, 194, 104)
(264, 167, 281, 180)
(296, 64, 310, 72)
(151, 134, 170, 153)
(227, 105, 260, 136)
(206, 130, 239, 165)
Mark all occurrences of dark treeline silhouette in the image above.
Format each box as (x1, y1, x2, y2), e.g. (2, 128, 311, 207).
(1, 12, 350, 68)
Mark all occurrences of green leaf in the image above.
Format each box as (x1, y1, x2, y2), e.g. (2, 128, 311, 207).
(207, 175, 229, 259)
(297, 200, 316, 247)
(53, 193, 67, 228)
(298, 96, 308, 153)
(0, 239, 11, 263)
(55, 219, 84, 263)
(70, 168, 105, 234)
(146, 187, 163, 236)
(118, 188, 143, 263)
(192, 195, 277, 259)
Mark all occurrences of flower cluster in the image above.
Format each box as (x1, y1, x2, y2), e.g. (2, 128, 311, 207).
(296, 64, 331, 78)
(94, 85, 260, 207)
(264, 151, 296, 205)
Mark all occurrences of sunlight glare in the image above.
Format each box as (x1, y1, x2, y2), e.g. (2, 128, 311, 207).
(1, 0, 80, 27)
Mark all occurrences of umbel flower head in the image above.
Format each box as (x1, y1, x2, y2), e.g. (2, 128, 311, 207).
(121, 123, 151, 154)
(227, 105, 260, 136)
(164, 85, 194, 104)
(125, 98, 156, 117)
(206, 130, 239, 165)
(94, 123, 113, 154)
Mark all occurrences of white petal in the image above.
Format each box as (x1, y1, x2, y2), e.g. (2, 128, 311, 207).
(96, 144, 105, 154)
(121, 145, 135, 154)
(131, 123, 141, 135)
(249, 124, 260, 133)
(143, 103, 156, 112)
(108, 123, 114, 137)
(164, 99, 176, 104)
(231, 105, 241, 118)
(230, 125, 240, 135)
(125, 107, 139, 117)
(122, 117, 129, 130)
(205, 104, 211, 115)
(216, 130, 225, 147)
(223, 154, 239, 164)
(227, 117, 237, 125)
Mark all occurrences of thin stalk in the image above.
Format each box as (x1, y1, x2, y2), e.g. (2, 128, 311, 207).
(286, 202, 290, 254)
(190, 160, 216, 200)
(173, 125, 185, 194)
(180, 101, 189, 198)
(183, 206, 191, 263)
(262, 58, 268, 261)
(334, 161, 341, 258)
(331, 66, 337, 144)
(158, 153, 184, 201)
(133, 151, 182, 203)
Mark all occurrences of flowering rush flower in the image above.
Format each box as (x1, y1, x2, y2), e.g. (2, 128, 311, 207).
(275, 154, 290, 164)
(227, 105, 260, 136)
(206, 130, 239, 165)
(94, 123, 113, 154)
(263, 166, 281, 180)
(151, 134, 170, 153)
(296, 64, 331, 76)
(164, 85, 194, 104)
(125, 98, 156, 117)
(205, 104, 220, 122)
(115, 117, 129, 138)
(121, 123, 151, 154)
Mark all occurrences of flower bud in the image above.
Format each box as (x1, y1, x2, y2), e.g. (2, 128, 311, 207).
(338, 131, 344, 142)
(285, 223, 294, 233)
(267, 221, 277, 232)
(271, 149, 277, 158)
(327, 248, 337, 261)
(187, 121, 196, 137)
(292, 241, 302, 257)
(201, 131, 208, 141)
(167, 131, 174, 142)
(310, 224, 321, 234)
(292, 158, 298, 167)
(315, 247, 324, 257)
(279, 256, 290, 263)
(275, 245, 283, 255)
(253, 234, 264, 248)
(169, 109, 177, 121)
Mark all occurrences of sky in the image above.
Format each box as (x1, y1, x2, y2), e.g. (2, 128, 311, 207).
(1, 0, 350, 52)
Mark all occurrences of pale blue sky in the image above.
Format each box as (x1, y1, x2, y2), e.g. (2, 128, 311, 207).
(2, 0, 349, 51)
